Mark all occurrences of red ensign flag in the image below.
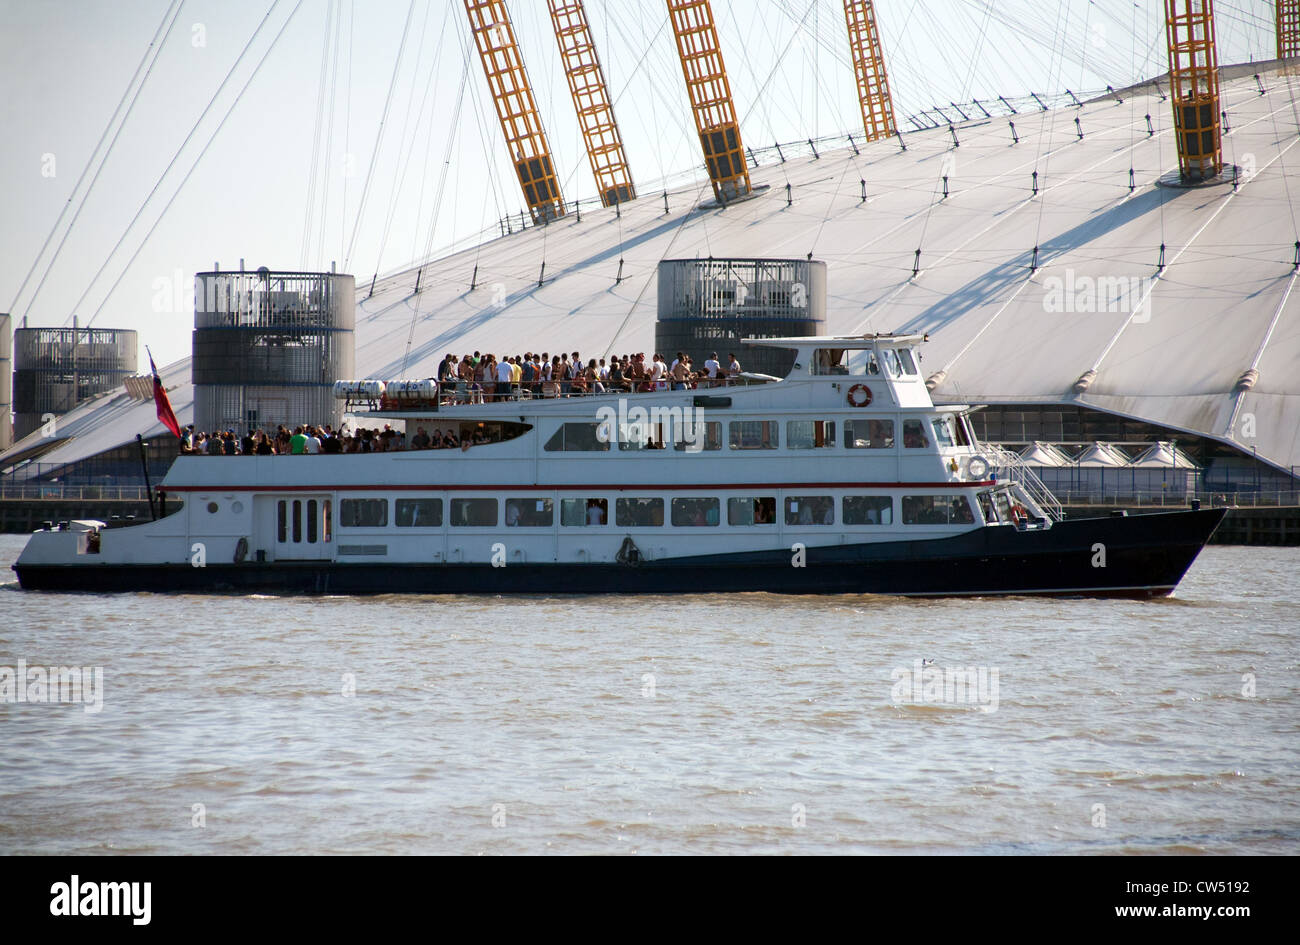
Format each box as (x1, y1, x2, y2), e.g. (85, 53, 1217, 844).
(149, 350, 182, 438)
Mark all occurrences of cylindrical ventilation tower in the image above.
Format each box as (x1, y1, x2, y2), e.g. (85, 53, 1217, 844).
(12, 321, 137, 441)
(0, 313, 11, 450)
(192, 268, 355, 435)
(655, 258, 826, 378)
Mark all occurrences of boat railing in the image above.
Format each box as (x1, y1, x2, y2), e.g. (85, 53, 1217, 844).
(985, 445, 1065, 522)
(342, 375, 771, 414)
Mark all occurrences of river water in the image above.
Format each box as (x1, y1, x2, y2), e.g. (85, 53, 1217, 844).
(0, 534, 1295, 855)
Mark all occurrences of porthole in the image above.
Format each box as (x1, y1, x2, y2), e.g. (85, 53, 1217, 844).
(207, 502, 219, 514)
(231, 500, 244, 514)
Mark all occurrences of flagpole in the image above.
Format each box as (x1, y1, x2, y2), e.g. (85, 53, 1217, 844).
(136, 434, 157, 521)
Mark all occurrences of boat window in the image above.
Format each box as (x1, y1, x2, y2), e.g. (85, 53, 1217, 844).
(847, 349, 882, 375)
(952, 414, 973, 447)
(844, 418, 894, 449)
(787, 420, 836, 450)
(396, 498, 443, 527)
(729, 420, 778, 450)
(976, 491, 996, 524)
(277, 500, 287, 542)
(561, 498, 608, 526)
(812, 349, 849, 375)
(843, 496, 893, 525)
(902, 419, 929, 448)
(879, 348, 901, 377)
(307, 500, 318, 543)
(895, 348, 918, 375)
(785, 495, 834, 526)
(727, 496, 776, 525)
(902, 495, 976, 525)
(674, 420, 722, 451)
(340, 498, 388, 528)
(671, 497, 719, 526)
(323, 500, 331, 542)
(292, 500, 303, 542)
(505, 498, 553, 527)
(615, 497, 664, 527)
(451, 498, 497, 527)
(931, 416, 956, 448)
(544, 422, 610, 452)
(619, 421, 666, 451)
(993, 490, 1014, 523)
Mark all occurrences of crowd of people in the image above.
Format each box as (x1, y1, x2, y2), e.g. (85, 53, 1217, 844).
(179, 422, 504, 455)
(433, 349, 743, 403)
(180, 348, 749, 455)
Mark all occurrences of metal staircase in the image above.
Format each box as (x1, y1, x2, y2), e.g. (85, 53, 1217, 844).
(984, 445, 1064, 522)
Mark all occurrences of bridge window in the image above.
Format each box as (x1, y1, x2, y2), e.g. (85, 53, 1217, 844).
(843, 496, 893, 525)
(787, 420, 835, 449)
(396, 498, 442, 527)
(895, 349, 918, 375)
(812, 349, 849, 375)
(729, 420, 778, 450)
(727, 496, 776, 525)
(902, 495, 975, 525)
(844, 418, 894, 449)
(847, 349, 882, 375)
(785, 495, 834, 526)
(671, 497, 719, 526)
(931, 416, 956, 448)
(505, 498, 553, 527)
(561, 498, 608, 526)
(340, 498, 388, 528)
(880, 348, 901, 377)
(615, 497, 663, 527)
(902, 419, 929, 448)
(451, 498, 497, 527)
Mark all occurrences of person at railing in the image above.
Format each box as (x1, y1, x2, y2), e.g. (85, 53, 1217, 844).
(670, 357, 690, 391)
(607, 357, 626, 392)
(703, 352, 721, 387)
(544, 355, 562, 398)
(495, 355, 514, 402)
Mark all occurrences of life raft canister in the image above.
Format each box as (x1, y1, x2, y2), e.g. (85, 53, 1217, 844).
(846, 384, 873, 407)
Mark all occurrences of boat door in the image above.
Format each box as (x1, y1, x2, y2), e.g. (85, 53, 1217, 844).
(258, 494, 333, 561)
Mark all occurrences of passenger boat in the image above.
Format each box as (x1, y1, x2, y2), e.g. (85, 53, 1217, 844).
(13, 334, 1224, 597)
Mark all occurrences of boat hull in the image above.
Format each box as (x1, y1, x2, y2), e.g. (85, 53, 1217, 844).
(12, 508, 1225, 598)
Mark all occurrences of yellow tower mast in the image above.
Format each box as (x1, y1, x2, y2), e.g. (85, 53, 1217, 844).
(1164, 0, 1223, 182)
(465, 0, 566, 224)
(666, 0, 752, 203)
(1278, 0, 1300, 58)
(843, 0, 896, 142)
(548, 0, 636, 207)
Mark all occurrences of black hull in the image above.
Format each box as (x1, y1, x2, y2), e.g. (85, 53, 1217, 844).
(13, 509, 1226, 598)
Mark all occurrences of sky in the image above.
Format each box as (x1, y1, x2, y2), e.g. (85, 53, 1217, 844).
(0, 0, 1282, 366)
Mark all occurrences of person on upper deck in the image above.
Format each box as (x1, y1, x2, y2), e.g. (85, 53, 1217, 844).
(728, 353, 741, 377)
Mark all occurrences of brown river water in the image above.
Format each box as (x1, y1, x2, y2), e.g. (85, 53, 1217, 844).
(0, 535, 1296, 854)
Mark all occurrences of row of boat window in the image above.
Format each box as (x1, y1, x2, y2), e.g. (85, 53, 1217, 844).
(335, 494, 977, 529)
(544, 417, 970, 451)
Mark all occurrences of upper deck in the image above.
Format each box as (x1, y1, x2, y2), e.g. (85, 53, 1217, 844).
(335, 332, 937, 420)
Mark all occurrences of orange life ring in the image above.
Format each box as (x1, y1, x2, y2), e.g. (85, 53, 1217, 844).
(846, 384, 873, 407)
(1009, 504, 1028, 524)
